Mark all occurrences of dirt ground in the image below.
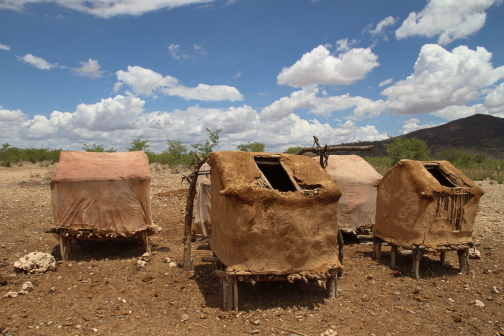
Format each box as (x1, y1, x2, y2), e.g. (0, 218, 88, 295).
(0, 162, 503, 336)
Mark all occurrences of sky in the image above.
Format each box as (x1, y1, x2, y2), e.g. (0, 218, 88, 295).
(0, 0, 503, 153)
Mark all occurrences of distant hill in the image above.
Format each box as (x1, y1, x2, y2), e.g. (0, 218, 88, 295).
(341, 114, 504, 160)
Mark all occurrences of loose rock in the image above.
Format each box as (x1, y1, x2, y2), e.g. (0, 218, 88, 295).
(4, 291, 18, 298)
(472, 299, 485, 308)
(13, 252, 56, 273)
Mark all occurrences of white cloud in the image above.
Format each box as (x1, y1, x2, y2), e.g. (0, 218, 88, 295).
(0, 0, 214, 18)
(114, 65, 243, 102)
(0, 42, 10, 50)
(277, 45, 379, 88)
(365, 16, 397, 41)
(382, 44, 504, 115)
(17, 54, 57, 70)
(335, 38, 357, 52)
(72, 59, 105, 79)
(378, 78, 393, 87)
(261, 86, 387, 121)
(0, 106, 26, 121)
(484, 82, 504, 108)
(168, 44, 182, 59)
(193, 44, 207, 56)
(168, 43, 208, 60)
(399, 117, 441, 134)
(233, 71, 241, 79)
(395, 0, 499, 45)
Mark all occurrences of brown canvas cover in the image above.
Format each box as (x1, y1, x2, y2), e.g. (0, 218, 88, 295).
(194, 162, 212, 237)
(50, 151, 155, 237)
(374, 159, 484, 248)
(208, 151, 342, 274)
(317, 155, 382, 232)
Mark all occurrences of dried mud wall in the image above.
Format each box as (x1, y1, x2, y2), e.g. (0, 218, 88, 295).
(208, 151, 342, 273)
(374, 160, 484, 248)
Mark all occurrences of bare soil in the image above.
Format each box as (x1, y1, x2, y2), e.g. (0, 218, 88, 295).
(0, 163, 503, 336)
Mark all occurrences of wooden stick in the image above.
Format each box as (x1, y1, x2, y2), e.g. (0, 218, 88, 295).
(373, 237, 382, 260)
(390, 245, 397, 269)
(183, 154, 208, 271)
(142, 231, 151, 254)
(233, 280, 238, 312)
(296, 145, 374, 156)
(202, 256, 220, 263)
(60, 231, 68, 262)
(440, 251, 446, 265)
(222, 278, 233, 311)
(265, 324, 308, 336)
(412, 249, 422, 280)
(327, 269, 337, 299)
(337, 229, 344, 277)
(279, 160, 301, 192)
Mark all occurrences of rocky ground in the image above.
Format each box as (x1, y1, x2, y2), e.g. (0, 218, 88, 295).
(0, 162, 503, 336)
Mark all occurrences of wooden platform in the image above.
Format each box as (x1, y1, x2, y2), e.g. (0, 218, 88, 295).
(372, 236, 472, 280)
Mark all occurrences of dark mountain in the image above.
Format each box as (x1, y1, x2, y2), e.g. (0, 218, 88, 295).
(341, 114, 504, 159)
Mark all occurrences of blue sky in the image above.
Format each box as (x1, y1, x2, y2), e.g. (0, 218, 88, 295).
(1, 0, 503, 152)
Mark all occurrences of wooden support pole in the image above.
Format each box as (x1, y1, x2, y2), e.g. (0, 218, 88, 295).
(222, 277, 233, 311)
(372, 237, 382, 260)
(412, 249, 423, 280)
(202, 256, 220, 263)
(327, 269, 338, 299)
(390, 245, 397, 269)
(233, 280, 239, 312)
(458, 249, 469, 274)
(440, 251, 446, 265)
(337, 229, 344, 277)
(141, 231, 151, 254)
(296, 145, 374, 156)
(465, 249, 471, 274)
(59, 232, 68, 262)
(183, 154, 208, 271)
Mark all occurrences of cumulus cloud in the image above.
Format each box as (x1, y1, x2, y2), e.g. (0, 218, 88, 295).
(114, 65, 243, 102)
(277, 45, 379, 88)
(0, 0, 214, 18)
(364, 16, 398, 41)
(0, 42, 10, 50)
(484, 82, 504, 108)
(335, 38, 358, 53)
(395, 0, 499, 45)
(17, 54, 57, 70)
(168, 43, 208, 59)
(382, 44, 504, 115)
(0, 106, 26, 121)
(261, 86, 387, 121)
(72, 59, 105, 79)
(378, 78, 393, 87)
(399, 117, 442, 134)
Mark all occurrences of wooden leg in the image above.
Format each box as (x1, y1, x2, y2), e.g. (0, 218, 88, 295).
(458, 249, 468, 274)
(390, 245, 397, 269)
(440, 251, 446, 265)
(233, 279, 239, 312)
(142, 231, 151, 254)
(411, 249, 422, 280)
(223, 277, 233, 311)
(465, 249, 471, 274)
(59, 232, 68, 262)
(327, 269, 337, 299)
(373, 237, 382, 260)
(337, 229, 344, 277)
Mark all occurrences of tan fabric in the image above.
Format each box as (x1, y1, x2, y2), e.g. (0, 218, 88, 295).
(208, 151, 342, 273)
(50, 151, 155, 237)
(318, 155, 382, 232)
(194, 163, 212, 237)
(374, 159, 484, 248)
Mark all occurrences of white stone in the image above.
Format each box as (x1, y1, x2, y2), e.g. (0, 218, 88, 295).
(168, 262, 177, 268)
(163, 257, 171, 263)
(137, 260, 147, 268)
(469, 249, 481, 259)
(321, 329, 338, 336)
(473, 299, 485, 308)
(21, 281, 34, 292)
(13, 252, 56, 273)
(5, 291, 18, 298)
(181, 314, 190, 321)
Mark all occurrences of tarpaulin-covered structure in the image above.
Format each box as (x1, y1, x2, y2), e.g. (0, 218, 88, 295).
(50, 151, 156, 237)
(208, 151, 342, 274)
(318, 155, 382, 233)
(374, 160, 484, 249)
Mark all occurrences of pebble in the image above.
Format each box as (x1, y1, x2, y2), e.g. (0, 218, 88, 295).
(4, 291, 18, 298)
(168, 262, 177, 268)
(252, 319, 260, 326)
(163, 257, 171, 263)
(181, 314, 190, 322)
(492, 286, 499, 294)
(136, 260, 147, 268)
(473, 299, 485, 308)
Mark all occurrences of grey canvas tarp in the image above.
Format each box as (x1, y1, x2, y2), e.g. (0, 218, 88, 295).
(318, 155, 382, 232)
(50, 151, 156, 237)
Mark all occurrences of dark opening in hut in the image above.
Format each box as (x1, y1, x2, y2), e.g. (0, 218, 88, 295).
(254, 157, 297, 192)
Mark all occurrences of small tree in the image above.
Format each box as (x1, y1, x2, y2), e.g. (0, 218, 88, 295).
(473, 153, 486, 171)
(458, 153, 473, 168)
(128, 137, 151, 152)
(82, 143, 116, 152)
(237, 141, 265, 152)
(191, 128, 221, 157)
(437, 149, 462, 163)
(385, 137, 430, 166)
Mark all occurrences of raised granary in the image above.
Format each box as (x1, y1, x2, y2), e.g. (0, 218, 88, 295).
(373, 160, 484, 279)
(206, 151, 342, 310)
(48, 151, 157, 261)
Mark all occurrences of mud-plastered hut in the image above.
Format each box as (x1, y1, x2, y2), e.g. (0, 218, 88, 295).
(207, 151, 342, 310)
(373, 159, 484, 279)
(317, 155, 382, 234)
(49, 151, 156, 261)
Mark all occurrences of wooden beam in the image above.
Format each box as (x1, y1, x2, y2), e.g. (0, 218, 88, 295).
(296, 145, 374, 156)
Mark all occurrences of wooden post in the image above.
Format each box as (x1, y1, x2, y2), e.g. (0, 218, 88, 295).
(372, 237, 382, 260)
(458, 249, 469, 274)
(440, 251, 446, 265)
(411, 249, 423, 280)
(59, 231, 68, 262)
(327, 269, 338, 299)
(337, 229, 344, 277)
(141, 231, 151, 254)
(390, 245, 397, 269)
(183, 154, 208, 271)
(465, 249, 471, 274)
(222, 277, 233, 311)
(233, 279, 239, 312)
